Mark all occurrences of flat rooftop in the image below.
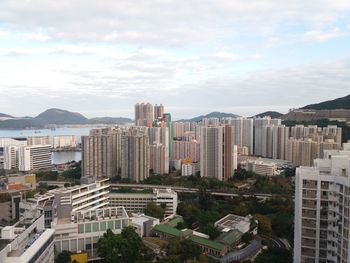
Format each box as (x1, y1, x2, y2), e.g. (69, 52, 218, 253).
(215, 214, 250, 229)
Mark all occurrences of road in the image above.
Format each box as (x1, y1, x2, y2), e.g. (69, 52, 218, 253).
(39, 180, 281, 200)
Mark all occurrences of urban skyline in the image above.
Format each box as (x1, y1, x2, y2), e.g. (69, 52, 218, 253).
(0, 1, 350, 118)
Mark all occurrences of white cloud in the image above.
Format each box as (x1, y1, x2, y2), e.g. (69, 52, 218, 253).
(0, 0, 349, 46)
(22, 32, 51, 41)
(303, 28, 345, 42)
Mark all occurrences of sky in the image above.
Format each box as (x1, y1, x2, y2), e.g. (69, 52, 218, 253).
(0, 0, 350, 120)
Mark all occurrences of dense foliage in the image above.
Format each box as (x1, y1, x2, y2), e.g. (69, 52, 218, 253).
(97, 227, 151, 263)
(177, 193, 294, 243)
(55, 250, 71, 263)
(302, 94, 350, 110)
(254, 247, 292, 263)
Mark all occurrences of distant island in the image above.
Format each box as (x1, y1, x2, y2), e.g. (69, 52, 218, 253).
(0, 108, 133, 129)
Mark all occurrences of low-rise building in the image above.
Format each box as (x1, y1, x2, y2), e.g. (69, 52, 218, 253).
(109, 188, 178, 217)
(215, 214, 257, 235)
(131, 213, 159, 237)
(53, 135, 77, 149)
(53, 207, 129, 260)
(247, 160, 277, 176)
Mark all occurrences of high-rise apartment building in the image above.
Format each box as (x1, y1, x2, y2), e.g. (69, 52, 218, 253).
(121, 128, 150, 182)
(81, 127, 122, 178)
(148, 127, 169, 174)
(135, 102, 154, 127)
(294, 146, 350, 263)
(272, 125, 289, 160)
(200, 125, 234, 181)
(254, 117, 272, 156)
(53, 135, 76, 148)
(27, 136, 50, 146)
(154, 104, 164, 121)
(172, 140, 200, 163)
(3, 146, 18, 170)
(150, 143, 167, 174)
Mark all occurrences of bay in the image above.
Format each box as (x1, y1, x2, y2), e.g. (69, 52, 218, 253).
(0, 127, 93, 164)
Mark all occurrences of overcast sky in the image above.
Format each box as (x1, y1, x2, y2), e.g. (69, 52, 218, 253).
(0, 0, 349, 119)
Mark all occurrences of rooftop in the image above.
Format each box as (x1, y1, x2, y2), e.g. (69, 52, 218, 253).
(215, 214, 251, 231)
(216, 229, 243, 246)
(190, 235, 226, 251)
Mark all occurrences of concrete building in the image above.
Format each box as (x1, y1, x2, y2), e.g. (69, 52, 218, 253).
(27, 136, 50, 146)
(148, 127, 169, 173)
(109, 188, 178, 217)
(0, 214, 55, 263)
(272, 125, 289, 160)
(247, 160, 277, 176)
(154, 104, 164, 121)
(0, 191, 22, 222)
(4, 145, 52, 172)
(0, 138, 27, 148)
(131, 213, 160, 237)
(121, 128, 150, 183)
(172, 140, 200, 163)
(200, 125, 234, 181)
(254, 117, 272, 156)
(229, 118, 254, 155)
(81, 127, 122, 178)
(135, 102, 153, 127)
(150, 143, 167, 174)
(20, 179, 130, 261)
(3, 146, 18, 170)
(18, 145, 52, 171)
(53, 135, 76, 148)
(52, 207, 129, 260)
(215, 214, 254, 235)
(182, 163, 196, 176)
(286, 137, 340, 167)
(294, 149, 350, 263)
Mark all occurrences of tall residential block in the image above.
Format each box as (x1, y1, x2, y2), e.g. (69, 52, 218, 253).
(150, 143, 166, 174)
(253, 117, 271, 156)
(172, 140, 200, 163)
(121, 128, 150, 183)
(294, 147, 350, 263)
(154, 104, 164, 121)
(135, 102, 154, 127)
(149, 127, 169, 174)
(200, 125, 234, 181)
(81, 127, 122, 178)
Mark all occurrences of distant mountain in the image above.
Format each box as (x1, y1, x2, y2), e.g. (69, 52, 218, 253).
(177, 112, 239, 122)
(0, 108, 132, 129)
(0, 113, 14, 118)
(36, 108, 89, 124)
(253, 111, 284, 119)
(302, 94, 350, 110)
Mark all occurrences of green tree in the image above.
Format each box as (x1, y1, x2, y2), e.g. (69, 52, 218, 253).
(179, 239, 201, 262)
(97, 229, 120, 263)
(144, 202, 165, 219)
(55, 250, 71, 263)
(241, 232, 254, 243)
(119, 226, 143, 263)
(97, 227, 143, 263)
(201, 223, 221, 239)
(253, 214, 272, 234)
(254, 247, 292, 263)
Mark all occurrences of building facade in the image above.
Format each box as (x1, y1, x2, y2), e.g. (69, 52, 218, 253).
(294, 148, 350, 263)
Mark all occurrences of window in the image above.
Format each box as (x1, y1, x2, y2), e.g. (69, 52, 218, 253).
(78, 224, 84, 234)
(85, 223, 92, 233)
